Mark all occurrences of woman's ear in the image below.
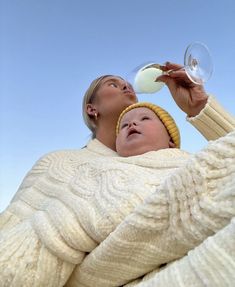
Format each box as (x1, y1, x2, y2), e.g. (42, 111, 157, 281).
(86, 104, 97, 117)
(169, 140, 176, 148)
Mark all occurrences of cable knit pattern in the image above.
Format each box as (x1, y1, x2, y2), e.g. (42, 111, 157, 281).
(137, 217, 235, 287)
(187, 96, 235, 140)
(0, 97, 235, 287)
(66, 131, 235, 287)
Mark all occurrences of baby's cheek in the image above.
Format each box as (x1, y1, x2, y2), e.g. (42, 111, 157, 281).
(116, 135, 123, 153)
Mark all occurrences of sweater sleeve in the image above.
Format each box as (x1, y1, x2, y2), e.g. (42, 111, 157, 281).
(0, 152, 53, 230)
(187, 95, 235, 140)
(0, 151, 98, 287)
(67, 131, 235, 287)
(137, 217, 235, 287)
(0, 220, 76, 287)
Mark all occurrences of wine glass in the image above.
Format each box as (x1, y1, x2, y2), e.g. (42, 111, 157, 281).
(128, 42, 213, 94)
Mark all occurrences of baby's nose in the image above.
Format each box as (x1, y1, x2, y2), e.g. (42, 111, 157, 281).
(129, 121, 137, 127)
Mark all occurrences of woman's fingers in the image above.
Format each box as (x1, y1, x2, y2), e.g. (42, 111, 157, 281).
(160, 62, 183, 71)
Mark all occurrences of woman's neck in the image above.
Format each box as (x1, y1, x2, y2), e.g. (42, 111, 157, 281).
(95, 123, 117, 151)
(96, 130, 116, 151)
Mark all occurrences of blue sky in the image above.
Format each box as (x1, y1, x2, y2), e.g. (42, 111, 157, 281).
(1, 0, 235, 211)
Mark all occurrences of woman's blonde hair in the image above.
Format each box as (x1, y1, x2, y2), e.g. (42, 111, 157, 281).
(82, 75, 112, 138)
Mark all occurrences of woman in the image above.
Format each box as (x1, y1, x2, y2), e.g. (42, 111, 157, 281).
(0, 63, 234, 286)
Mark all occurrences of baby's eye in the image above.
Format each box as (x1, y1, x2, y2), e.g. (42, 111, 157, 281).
(121, 123, 128, 129)
(141, 116, 150, 120)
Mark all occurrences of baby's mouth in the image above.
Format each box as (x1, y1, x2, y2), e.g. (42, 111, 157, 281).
(127, 128, 141, 137)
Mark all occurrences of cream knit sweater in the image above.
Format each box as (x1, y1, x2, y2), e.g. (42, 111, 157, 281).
(0, 97, 235, 287)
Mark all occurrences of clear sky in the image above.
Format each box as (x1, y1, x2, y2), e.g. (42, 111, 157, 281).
(1, 0, 235, 211)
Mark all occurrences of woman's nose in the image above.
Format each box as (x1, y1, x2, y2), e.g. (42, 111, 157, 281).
(122, 82, 130, 91)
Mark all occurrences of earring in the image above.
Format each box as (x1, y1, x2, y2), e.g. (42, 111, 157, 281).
(94, 113, 98, 120)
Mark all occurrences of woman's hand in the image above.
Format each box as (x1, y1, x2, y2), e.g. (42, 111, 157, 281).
(156, 62, 208, 117)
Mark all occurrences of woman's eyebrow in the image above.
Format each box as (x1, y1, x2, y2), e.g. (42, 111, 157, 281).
(103, 78, 119, 84)
(102, 78, 134, 91)
(104, 77, 130, 85)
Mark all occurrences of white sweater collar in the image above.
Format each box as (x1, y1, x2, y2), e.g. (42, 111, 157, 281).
(86, 139, 190, 165)
(86, 139, 119, 157)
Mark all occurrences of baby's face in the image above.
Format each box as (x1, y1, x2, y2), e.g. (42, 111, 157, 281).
(116, 107, 171, 157)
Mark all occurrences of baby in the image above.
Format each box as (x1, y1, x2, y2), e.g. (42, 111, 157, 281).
(116, 102, 180, 157)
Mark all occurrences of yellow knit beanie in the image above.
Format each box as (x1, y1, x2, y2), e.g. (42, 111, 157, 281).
(116, 102, 181, 148)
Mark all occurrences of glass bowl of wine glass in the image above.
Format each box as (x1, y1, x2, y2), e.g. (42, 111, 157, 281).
(127, 42, 213, 95)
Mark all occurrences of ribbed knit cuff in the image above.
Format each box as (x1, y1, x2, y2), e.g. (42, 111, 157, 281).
(187, 95, 235, 141)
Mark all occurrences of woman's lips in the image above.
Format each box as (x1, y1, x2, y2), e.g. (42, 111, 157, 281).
(123, 90, 136, 98)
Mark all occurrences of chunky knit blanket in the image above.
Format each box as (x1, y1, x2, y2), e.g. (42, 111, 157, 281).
(0, 97, 235, 287)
